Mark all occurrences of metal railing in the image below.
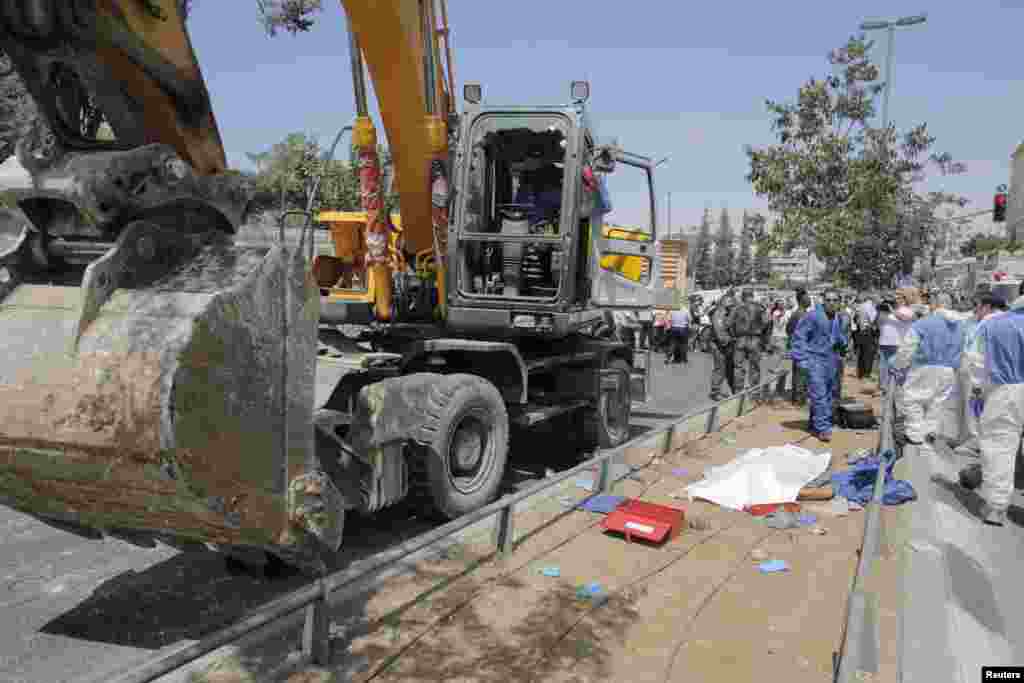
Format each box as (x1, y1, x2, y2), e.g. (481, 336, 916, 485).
(102, 366, 791, 683)
(833, 387, 896, 682)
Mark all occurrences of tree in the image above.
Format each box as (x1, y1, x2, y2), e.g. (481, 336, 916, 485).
(960, 234, 1010, 258)
(746, 35, 966, 291)
(752, 213, 772, 282)
(692, 209, 714, 289)
(735, 210, 754, 285)
(256, 0, 324, 35)
(246, 131, 397, 218)
(712, 207, 735, 288)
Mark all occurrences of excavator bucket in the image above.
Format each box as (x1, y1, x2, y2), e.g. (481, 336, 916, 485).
(0, 213, 337, 571)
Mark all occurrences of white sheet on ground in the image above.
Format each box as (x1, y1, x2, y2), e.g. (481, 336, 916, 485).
(684, 445, 831, 511)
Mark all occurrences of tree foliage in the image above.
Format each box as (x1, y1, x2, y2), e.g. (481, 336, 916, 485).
(751, 212, 772, 282)
(734, 210, 754, 285)
(246, 131, 398, 219)
(746, 35, 966, 290)
(712, 207, 735, 288)
(257, 0, 324, 35)
(960, 234, 1014, 258)
(693, 208, 714, 288)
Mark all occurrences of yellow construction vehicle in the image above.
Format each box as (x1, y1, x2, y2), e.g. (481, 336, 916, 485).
(0, 0, 665, 573)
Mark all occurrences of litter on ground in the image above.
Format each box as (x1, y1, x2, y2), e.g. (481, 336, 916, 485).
(671, 468, 689, 477)
(575, 478, 595, 491)
(831, 450, 917, 505)
(758, 559, 790, 573)
(576, 495, 625, 514)
(764, 511, 801, 529)
(576, 582, 605, 601)
(539, 566, 561, 577)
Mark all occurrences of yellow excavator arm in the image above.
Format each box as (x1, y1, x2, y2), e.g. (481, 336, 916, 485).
(313, 0, 454, 319)
(340, 0, 444, 256)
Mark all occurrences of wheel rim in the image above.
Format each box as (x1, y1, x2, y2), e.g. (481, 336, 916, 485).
(445, 411, 494, 495)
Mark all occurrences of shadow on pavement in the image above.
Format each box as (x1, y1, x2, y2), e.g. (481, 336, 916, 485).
(780, 419, 811, 433)
(335, 562, 644, 682)
(943, 543, 1008, 638)
(40, 550, 311, 650)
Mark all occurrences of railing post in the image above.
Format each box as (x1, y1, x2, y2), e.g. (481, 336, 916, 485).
(597, 457, 611, 493)
(706, 404, 719, 433)
(738, 391, 747, 416)
(662, 425, 675, 456)
(494, 503, 515, 555)
(303, 578, 331, 666)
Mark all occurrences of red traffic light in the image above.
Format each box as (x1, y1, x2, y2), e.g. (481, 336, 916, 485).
(994, 192, 1008, 222)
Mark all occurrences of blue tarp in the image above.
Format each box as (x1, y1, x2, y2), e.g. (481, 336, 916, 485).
(832, 449, 917, 506)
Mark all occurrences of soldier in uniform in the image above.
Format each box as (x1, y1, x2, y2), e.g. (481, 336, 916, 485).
(728, 289, 771, 401)
(709, 294, 737, 401)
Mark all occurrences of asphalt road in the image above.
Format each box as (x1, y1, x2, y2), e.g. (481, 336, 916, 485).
(0, 340, 784, 683)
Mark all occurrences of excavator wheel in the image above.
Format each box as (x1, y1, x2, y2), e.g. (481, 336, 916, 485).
(411, 374, 510, 520)
(581, 358, 633, 450)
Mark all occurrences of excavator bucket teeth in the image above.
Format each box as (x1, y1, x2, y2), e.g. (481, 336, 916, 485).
(0, 227, 326, 569)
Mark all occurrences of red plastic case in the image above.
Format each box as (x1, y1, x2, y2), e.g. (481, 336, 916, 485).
(602, 499, 685, 544)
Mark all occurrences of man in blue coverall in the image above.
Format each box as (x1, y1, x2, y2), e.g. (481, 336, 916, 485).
(790, 290, 849, 442)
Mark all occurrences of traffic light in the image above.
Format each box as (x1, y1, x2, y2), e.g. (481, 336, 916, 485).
(994, 192, 1008, 222)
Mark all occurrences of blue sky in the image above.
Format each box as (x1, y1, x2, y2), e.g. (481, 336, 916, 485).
(104, 2, 1024, 234)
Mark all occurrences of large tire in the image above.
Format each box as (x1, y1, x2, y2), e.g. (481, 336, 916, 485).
(416, 374, 509, 520)
(582, 358, 632, 449)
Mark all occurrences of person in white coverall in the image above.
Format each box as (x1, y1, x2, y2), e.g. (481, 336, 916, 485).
(961, 290, 1024, 526)
(891, 293, 967, 445)
(951, 294, 1006, 458)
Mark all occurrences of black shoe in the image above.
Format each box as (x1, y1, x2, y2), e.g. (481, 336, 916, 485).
(959, 463, 982, 490)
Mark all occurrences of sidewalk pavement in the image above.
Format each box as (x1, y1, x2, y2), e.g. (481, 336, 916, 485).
(896, 438, 1024, 682)
(182, 374, 902, 683)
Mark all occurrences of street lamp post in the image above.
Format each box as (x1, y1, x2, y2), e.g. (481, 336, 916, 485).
(859, 13, 927, 131)
(859, 14, 927, 288)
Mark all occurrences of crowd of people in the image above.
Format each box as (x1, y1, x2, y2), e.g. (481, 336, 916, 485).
(777, 283, 1022, 527)
(627, 282, 1024, 527)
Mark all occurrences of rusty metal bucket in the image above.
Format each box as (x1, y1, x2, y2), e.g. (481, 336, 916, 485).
(0, 214, 335, 571)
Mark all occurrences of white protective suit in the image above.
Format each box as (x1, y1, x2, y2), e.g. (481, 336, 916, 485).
(954, 309, 1005, 456)
(892, 306, 969, 443)
(964, 296, 1024, 520)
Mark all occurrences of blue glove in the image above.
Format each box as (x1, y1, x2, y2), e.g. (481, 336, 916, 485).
(970, 396, 984, 419)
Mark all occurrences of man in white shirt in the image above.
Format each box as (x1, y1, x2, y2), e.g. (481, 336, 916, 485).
(667, 306, 691, 364)
(854, 295, 878, 379)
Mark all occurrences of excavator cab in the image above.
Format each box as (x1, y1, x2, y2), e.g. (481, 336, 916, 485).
(446, 89, 663, 337)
